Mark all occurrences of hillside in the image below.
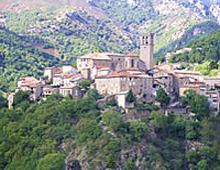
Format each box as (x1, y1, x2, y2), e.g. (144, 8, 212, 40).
(0, 0, 219, 59)
(169, 29, 220, 63)
(0, 28, 60, 92)
(0, 90, 220, 169)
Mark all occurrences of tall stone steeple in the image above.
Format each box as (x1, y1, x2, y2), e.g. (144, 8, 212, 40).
(140, 32, 154, 70)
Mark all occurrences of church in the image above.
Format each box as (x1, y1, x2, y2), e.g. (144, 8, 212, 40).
(77, 33, 155, 80)
(77, 33, 155, 107)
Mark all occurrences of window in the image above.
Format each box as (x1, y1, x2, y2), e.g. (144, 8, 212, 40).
(75, 90, 78, 96)
(131, 59, 134, 68)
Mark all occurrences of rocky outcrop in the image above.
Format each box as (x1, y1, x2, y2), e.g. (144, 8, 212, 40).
(66, 160, 81, 170)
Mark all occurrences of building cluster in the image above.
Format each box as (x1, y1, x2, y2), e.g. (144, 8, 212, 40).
(165, 48, 192, 61)
(8, 33, 220, 114)
(8, 65, 85, 109)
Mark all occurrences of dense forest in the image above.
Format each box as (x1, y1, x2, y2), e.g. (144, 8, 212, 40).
(169, 29, 220, 64)
(0, 89, 220, 169)
(166, 29, 220, 76)
(0, 28, 60, 93)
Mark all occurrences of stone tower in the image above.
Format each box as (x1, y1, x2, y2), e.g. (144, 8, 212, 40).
(140, 32, 154, 70)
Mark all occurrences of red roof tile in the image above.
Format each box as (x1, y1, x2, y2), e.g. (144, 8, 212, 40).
(94, 65, 110, 69)
(63, 73, 77, 79)
(96, 72, 138, 78)
(127, 53, 139, 57)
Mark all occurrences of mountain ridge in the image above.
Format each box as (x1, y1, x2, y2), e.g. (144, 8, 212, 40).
(1, 0, 219, 57)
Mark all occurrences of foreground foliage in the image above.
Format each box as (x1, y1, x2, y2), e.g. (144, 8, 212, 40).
(0, 91, 220, 169)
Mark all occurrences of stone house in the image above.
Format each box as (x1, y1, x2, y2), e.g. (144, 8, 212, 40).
(200, 76, 220, 89)
(148, 68, 176, 95)
(43, 86, 60, 97)
(59, 86, 83, 100)
(95, 69, 153, 104)
(16, 77, 44, 101)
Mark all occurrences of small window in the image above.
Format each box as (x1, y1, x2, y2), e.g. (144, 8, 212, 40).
(75, 90, 78, 96)
(131, 59, 134, 68)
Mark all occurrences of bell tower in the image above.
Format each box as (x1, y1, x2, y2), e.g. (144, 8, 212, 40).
(140, 32, 154, 70)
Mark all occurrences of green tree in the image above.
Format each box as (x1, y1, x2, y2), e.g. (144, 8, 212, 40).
(196, 160, 208, 170)
(186, 149, 200, 166)
(87, 88, 100, 100)
(156, 88, 170, 108)
(36, 153, 65, 170)
(78, 80, 92, 91)
(129, 121, 147, 141)
(102, 112, 128, 133)
(126, 89, 135, 103)
(93, 46, 102, 52)
(13, 90, 30, 107)
(181, 90, 210, 121)
(189, 94, 210, 121)
(124, 158, 136, 170)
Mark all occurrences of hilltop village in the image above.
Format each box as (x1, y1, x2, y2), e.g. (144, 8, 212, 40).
(8, 33, 220, 115)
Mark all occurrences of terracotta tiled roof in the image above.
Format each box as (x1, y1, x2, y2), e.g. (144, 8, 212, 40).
(28, 83, 44, 88)
(126, 53, 139, 57)
(202, 76, 220, 80)
(18, 77, 38, 82)
(174, 70, 201, 75)
(77, 52, 112, 60)
(96, 72, 138, 78)
(116, 67, 145, 73)
(182, 84, 205, 88)
(94, 65, 110, 69)
(63, 73, 77, 79)
(96, 71, 151, 79)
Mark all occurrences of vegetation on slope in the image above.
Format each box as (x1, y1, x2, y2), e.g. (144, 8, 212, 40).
(1, 7, 135, 61)
(0, 90, 220, 169)
(169, 29, 220, 64)
(0, 28, 60, 92)
(1, 0, 219, 60)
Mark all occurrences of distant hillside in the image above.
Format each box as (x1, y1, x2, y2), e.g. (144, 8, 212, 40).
(169, 29, 220, 63)
(0, 28, 60, 92)
(0, 0, 220, 59)
(0, 7, 135, 61)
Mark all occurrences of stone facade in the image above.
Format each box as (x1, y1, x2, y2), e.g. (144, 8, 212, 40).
(59, 86, 83, 100)
(95, 69, 153, 103)
(140, 33, 154, 70)
(77, 52, 146, 80)
(77, 32, 154, 80)
(16, 77, 44, 101)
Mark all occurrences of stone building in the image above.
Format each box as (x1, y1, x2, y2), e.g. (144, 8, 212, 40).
(59, 86, 83, 100)
(16, 77, 44, 101)
(77, 32, 154, 80)
(44, 65, 79, 86)
(95, 68, 153, 104)
(147, 67, 177, 96)
(77, 52, 146, 80)
(200, 90, 219, 113)
(140, 32, 154, 70)
(200, 76, 220, 89)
